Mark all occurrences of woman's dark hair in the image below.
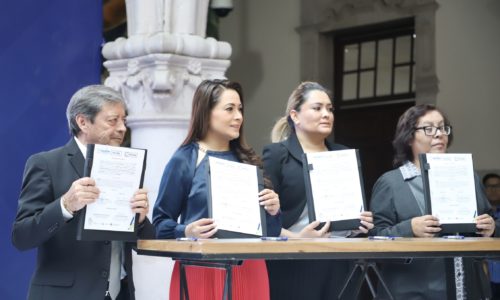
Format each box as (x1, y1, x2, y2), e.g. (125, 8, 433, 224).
(182, 79, 262, 167)
(392, 104, 453, 167)
(483, 173, 500, 185)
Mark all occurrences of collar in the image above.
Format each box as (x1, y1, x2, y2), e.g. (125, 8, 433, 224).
(64, 138, 85, 178)
(74, 136, 87, 158)
(283, 131, 335, 162)
(399, 161, 421, 180)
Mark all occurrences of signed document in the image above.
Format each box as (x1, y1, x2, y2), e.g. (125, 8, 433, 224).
(303, 149, 366, 230)
(77, 144, 146, 241)
(207, 156, 264, 237)
(421, 153, 477, 226)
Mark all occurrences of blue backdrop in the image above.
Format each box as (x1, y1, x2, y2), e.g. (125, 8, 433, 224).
(0, 1, 102, 298)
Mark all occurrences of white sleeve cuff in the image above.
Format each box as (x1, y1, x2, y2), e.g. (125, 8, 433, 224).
(60, 197, 74, 221)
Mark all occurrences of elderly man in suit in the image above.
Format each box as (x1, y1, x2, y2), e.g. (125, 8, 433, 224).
(12, 85, 155, 300)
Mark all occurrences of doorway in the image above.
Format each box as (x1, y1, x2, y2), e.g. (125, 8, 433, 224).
(334, 102, 414, 202)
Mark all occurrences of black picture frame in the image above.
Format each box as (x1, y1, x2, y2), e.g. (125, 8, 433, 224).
(206, 160, 267, 238)
(419, 153, 477, 234)
(302, 149, 367, 232)
(76, 144, 147, 242)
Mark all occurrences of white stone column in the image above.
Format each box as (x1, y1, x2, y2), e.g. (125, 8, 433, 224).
(103, 1, 231, 299)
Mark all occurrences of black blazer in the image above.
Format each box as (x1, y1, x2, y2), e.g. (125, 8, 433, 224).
(12, 139, 155, 300)
(263, 131, 348, 229)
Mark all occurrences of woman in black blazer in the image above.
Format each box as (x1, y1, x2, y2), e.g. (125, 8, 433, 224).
(263, 82, 373, 299)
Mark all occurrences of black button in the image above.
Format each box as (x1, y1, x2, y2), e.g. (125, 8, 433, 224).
(101, 270, 109, 278)
(104, 241, 110, 245)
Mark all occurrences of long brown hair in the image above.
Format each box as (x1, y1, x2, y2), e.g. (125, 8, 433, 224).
(182, 79, 262, 167)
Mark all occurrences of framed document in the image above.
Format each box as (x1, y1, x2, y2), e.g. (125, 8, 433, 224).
(77, 144, 147, 241)
(302, 149, 366, 231)
(207, 156, 267, 238)
(420, 153, 478, 234)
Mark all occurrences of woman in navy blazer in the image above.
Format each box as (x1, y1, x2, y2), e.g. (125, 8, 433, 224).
(263, 82, 374, 299)
(153, 79, 281, 300)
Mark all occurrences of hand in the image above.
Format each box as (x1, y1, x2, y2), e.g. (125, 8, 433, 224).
(296, 220, 330, 238)
(130, 188, 149, 224)
(352, 211, 374, 235)
(476, 214, 495, 237)
(258, 189, 280, 216)
(185, 218, 217, 239)
(411, 215, 441, 237)
(62, 177, 100, 214)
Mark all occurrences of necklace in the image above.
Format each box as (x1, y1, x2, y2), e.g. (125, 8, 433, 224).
(198, 142, 230, 152)
(198, 143, 209, 153)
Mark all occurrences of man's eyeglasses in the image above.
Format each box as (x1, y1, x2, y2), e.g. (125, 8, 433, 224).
(414, 125, 452, 136)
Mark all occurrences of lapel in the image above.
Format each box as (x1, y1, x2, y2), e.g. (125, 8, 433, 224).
(409, 186, 425, 215)
(397, 170, 425, 215)
(66, 138, 85, 178)
(283, 131, 336, 164)
(283, 131, 305, 164)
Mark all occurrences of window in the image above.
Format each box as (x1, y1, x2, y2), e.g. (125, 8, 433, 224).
(334, 18, 415, 108)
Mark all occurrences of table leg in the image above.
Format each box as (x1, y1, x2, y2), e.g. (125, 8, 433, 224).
(370, 262, 393, 300)
(176, 259, 241, 300)
(222, 264, 233, 300)
(338, 260, 394, 300)
(179, 262, 190, 300)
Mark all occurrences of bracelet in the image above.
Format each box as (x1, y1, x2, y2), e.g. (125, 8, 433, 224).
(62, 196, 74, 215)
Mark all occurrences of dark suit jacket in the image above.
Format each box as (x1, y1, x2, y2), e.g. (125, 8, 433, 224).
(371, 167, 499, 299)
(262, 131, 348, 229)
(262, 132, 355, 300)
(12, 139, 155, 300)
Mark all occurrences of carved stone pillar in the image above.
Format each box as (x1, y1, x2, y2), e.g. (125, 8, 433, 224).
(102, 1, 231, 299)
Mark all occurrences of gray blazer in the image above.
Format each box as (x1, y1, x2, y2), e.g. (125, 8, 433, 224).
(371, 168, 498, 299)
(12, 139, 155, 300)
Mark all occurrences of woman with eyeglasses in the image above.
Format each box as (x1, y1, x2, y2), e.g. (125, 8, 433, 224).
(370, 104, 498, 299)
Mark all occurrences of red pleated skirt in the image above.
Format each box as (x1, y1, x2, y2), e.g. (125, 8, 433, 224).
(169, 259, 270, 300)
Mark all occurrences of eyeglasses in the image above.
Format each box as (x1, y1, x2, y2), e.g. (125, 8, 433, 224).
(485, 184, 500, 190)
(414, 125, 452, 136)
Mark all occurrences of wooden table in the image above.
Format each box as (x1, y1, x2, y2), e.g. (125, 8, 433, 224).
(137, 238, 500, 300)
(138, 237, 500, 260)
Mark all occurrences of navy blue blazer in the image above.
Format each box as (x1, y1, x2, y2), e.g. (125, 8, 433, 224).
(262, 131, 348, 229)
(153, 142, 281, 239)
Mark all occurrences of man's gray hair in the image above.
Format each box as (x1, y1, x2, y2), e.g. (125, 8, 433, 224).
(66, 85, 126, 136)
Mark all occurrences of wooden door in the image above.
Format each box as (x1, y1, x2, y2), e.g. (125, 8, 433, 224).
(333, 102, 414, 204)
